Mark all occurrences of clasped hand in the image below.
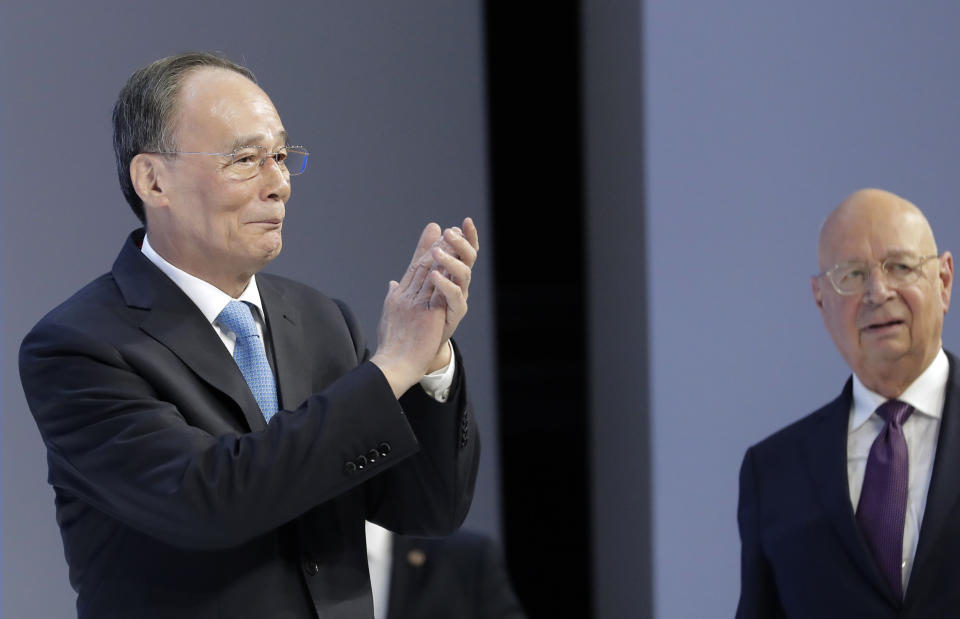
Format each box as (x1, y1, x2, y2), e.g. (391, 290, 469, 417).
(370, 218, 479, 398)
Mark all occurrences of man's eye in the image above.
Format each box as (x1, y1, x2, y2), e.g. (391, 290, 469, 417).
(840, 268, 867, 282)
(230, 150, 261, 166)
(888, 262, 913, 274)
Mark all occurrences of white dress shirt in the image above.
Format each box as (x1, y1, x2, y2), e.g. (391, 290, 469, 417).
(140, 235, 455, 401)
(365, 521, 394, 619)
(847, 347, 948, 591)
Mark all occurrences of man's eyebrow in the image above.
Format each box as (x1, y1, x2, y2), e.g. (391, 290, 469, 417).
(227, 130, 289, 152)
(833, 250, 924, 266)
(883, 249, 924, 259)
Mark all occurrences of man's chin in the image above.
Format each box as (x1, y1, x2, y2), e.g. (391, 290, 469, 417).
(242, 239, 282, 274)
(256, 232, 283, 260)
(863, 344, 911, 363)
(261, 243, 282, 265)
(856, 344, 927, 379)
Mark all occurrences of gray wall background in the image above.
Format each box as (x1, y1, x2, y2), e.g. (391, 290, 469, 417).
(7, 1, 960, 618)
(645, 1, 960, 617)
(0, 2, 497, 617)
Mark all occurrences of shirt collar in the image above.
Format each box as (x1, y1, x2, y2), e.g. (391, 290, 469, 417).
(141, 234, 265, 325)
(850, 348, 948, 431)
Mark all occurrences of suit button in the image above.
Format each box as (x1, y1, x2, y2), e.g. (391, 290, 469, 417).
(366, 449, 379, 463)
(355, 455, 368, 470)
(304, 560, 319, 576)
(378, 442, 391, 457)
(344, 461, 357, 475)
(406, 548, 427, 567)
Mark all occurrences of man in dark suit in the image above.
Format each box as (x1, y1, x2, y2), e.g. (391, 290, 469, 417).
(19, 52, 481, 618)
(737, 188, 958, 617)
(365, 522, 526, 619)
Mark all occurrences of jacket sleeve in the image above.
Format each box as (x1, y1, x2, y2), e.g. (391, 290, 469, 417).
(329, 299, 481, 537)
(366, 345, 480, 536)
(19, 316, 423, 551)
(736, 447, 786, 619)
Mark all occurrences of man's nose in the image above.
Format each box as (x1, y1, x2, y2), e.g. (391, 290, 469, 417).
(260, 158, 291, 202)
(863, 264, 895, 303)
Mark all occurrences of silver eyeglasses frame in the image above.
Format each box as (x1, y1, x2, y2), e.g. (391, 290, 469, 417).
(147, 144, 309, 179)
(818, 254, 940, 296)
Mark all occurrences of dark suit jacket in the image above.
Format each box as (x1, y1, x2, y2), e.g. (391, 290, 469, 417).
(737, 351, 960, 618)
(386, 531, 526, 619)
(19, 230, 480, 619)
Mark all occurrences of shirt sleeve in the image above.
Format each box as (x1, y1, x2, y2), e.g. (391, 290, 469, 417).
(418, 341, 455, 403)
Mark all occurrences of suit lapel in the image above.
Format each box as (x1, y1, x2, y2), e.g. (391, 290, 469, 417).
(257, 276, 312, 411)
(112, 230, 266, 432)
(906, 352, 960, 598)
(803, 380, 898, 606)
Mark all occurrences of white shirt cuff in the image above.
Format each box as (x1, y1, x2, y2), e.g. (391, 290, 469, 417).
(418, 341, 455, 403)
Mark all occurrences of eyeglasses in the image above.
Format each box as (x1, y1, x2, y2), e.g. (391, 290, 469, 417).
(819, 254, 940, 295)
(149, 144, 309, 180)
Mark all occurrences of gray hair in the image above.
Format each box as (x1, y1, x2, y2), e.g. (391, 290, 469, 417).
(112, 52, 256, 224)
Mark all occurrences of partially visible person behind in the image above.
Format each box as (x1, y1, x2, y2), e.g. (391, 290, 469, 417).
(737, 189, 960, 617)
(19, 51, 481, 618)
(365, 522, 527, 619)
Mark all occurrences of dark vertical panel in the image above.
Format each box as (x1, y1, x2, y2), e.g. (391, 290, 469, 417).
(582, 1, 651, 617)
(484, 2, 592, 616)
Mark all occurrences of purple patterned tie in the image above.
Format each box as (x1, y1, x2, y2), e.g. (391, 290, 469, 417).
(856, 399, 913, 599)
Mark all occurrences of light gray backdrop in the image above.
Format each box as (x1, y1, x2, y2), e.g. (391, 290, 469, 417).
(6, 1, 960, 618)
(0, 2, 497, 617)
(645, 1, 960, 617)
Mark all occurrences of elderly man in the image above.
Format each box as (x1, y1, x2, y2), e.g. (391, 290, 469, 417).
(19, 52, 481, 619)
(737, 188, 959, 617)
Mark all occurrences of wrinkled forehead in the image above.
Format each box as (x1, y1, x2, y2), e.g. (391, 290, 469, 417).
(817, 201, 937, 269)
(173, 67, 284, 148)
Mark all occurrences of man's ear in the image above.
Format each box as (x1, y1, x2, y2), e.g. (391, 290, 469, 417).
(811, 275, 824, 310)
(940, 251, 954, 313)
(130, 153, 170, 209)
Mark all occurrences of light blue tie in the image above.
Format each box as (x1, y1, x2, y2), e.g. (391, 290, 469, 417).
(217, 300, 279, 422)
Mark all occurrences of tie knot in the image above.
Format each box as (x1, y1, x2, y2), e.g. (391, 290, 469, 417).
(217, 300, 258, 339)
(876, 399, 914, 426)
